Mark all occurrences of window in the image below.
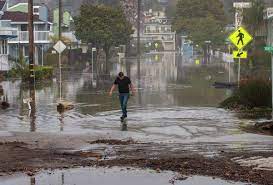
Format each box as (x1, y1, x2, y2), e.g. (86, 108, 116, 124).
(0, 40, 7, 55)
(34, 8, 39, 13)
(21, 24, 28, 31)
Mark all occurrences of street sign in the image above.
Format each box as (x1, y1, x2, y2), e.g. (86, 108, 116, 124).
(264, 8, 273, 20)
(53, 40, 66, 54)
(233, 2, 252, 9)
(228, 27, 253, 50)
(233, 50, 247, 59)
(195, 59, 200, 65)
(264, 46, 273, 52)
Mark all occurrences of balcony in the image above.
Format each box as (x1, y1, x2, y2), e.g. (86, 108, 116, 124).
(8, 31, 51, 44)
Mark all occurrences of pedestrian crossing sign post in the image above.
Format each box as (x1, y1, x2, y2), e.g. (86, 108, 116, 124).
(228, 27, 252, 88)
(195, 59, 200, 65)
(233, 50, 247, 59)
(228, 27, 253, 50)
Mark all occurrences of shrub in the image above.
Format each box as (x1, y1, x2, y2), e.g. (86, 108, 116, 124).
(7, 66, 53, 81)
(220, 78, 271, 109)
(34, 66, 53, 81)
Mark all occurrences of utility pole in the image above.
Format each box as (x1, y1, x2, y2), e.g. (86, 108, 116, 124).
(59, 0, 62, 40)
(28, 0, 36, 122)
(28, 0, 34, 84)
(137, 0, 141, 77)
(137, 0, 141, 58)
(137, 0, 142, 105)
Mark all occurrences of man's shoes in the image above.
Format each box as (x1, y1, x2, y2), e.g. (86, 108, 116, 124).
(120, 115, 127, 121)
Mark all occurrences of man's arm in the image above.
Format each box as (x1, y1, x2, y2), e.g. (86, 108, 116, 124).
(109, 84, 116, 96)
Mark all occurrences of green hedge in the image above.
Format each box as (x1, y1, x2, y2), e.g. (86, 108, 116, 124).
(34, 66, 54, 80)
(7, 66, 53, 81)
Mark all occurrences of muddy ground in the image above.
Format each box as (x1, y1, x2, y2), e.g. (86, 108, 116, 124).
(0, 140, 273, 185)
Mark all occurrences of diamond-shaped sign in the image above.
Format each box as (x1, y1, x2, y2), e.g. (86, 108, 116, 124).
(228, 27, 253, 50)
(53, 40, 66, 54)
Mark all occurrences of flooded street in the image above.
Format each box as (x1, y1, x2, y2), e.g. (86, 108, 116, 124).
(0, 53, 272, 152)
(0, 53, 273, 184)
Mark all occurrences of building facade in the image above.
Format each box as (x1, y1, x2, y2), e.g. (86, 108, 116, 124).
(0, 1, 53, 66)
(142, 10, 176, 51)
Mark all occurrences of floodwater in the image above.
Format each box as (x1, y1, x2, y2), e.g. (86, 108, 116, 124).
(0, 52, 273, 154)
(0, 167, 248, 185)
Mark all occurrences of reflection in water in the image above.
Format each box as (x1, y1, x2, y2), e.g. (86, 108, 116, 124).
(30, 84, 36, 132)
(62, 173, 64, 185)
(0, 167, 246, 185)
(59, 113, 64, 132)
(121, 121, 128, 131)
(30, 177, 35, 185)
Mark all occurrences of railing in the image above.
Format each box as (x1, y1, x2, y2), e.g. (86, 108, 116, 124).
(9, 31, 51, 43)
(0, 27, 18, 37)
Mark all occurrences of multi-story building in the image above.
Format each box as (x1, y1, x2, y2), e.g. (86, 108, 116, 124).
(0, 0, 17, 71)
(142, 9, 176, 51)
(0, 1, 53, 67)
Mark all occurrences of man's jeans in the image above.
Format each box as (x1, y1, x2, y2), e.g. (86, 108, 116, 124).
(119, 93, 129, 117)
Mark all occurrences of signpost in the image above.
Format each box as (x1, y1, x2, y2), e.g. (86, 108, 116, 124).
(53, 40, 66, 101)
(264, 46, 273, 114)
(228, 26, 253, 87)
(228, 44, 231, 82)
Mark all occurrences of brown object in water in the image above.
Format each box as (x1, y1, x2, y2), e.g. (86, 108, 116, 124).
(57, 101, 74, 113)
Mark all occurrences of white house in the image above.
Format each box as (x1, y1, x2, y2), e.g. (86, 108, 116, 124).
(143, 16, 176, 51)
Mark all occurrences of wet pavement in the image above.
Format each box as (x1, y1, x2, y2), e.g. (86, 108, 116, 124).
(0, 167, 248, 185)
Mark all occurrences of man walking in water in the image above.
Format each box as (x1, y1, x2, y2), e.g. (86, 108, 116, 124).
(237, 30, 244, 46)
(109, 72, 135, 121)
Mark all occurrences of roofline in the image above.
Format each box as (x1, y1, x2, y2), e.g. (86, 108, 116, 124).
(8, 3, 43, 10)
(7, 3, 27, 10)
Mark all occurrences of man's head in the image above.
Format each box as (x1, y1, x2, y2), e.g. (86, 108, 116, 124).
(118, 72, 124, 79)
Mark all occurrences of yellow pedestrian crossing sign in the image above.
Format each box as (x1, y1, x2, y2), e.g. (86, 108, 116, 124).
(195, 59, 200, 65)
(228, 27, 253, 50)
(233, 50, 247, 59)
